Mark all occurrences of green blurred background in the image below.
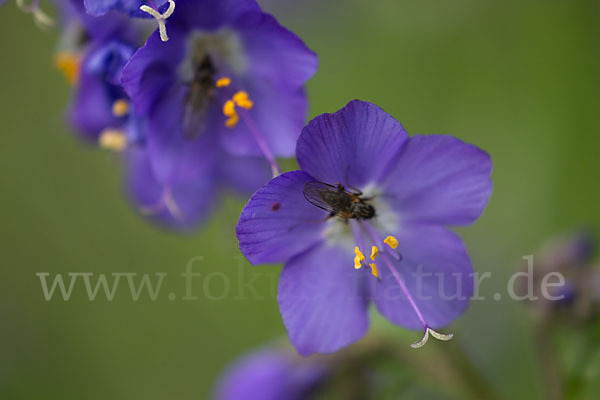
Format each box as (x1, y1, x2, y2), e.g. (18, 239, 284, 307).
(1, 0, 600, 398)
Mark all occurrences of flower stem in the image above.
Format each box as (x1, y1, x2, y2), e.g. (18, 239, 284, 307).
(364, 331, 502, 400)
(239, 110, 281, 178)
(534, 319, 564, 400)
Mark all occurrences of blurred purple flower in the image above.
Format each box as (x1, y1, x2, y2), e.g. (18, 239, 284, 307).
(521, 230, 599, 321)
(119, 0, 317, 227)
(214, 348, 326, 400)
(52, 1, 273, 229)
(237, 100, 493, 355)
(53, 0, 144, 140)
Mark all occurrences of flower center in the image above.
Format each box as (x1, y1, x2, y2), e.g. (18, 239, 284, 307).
(177, 31, 279, 176)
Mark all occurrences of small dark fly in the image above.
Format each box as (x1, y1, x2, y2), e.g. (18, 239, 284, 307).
(303, 181, 375, 220)
(183, 54, 216, 139)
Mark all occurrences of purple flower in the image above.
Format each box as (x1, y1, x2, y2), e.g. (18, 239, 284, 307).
(236, 100, 493, 355)
(214, 348, 326, 400)
(520, 230, 600, 322)
(53, 1, 143, 143)
(120, 0, 317, 227)
(83, 0, 171, 17)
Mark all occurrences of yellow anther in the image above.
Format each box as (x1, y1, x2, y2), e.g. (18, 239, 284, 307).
(354, 246, 365, 261)
(370, 246, 378, 260)
(223, 100, 237, 117)
(233, 90, 254, 109)
(54, 51, 80, 85)
(225, 115, 239, 128)
(216, 77, 231, 88)
(369, 263, 379, 278)
(98, 129, 127, 152)
(354, 255, 362, 270)
(384, 236, 399, 250)
(112, 99, 130, 117)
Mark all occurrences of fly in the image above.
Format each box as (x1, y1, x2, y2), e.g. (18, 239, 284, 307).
(303, 181, 375, 220)
(183, 54, 216, 139)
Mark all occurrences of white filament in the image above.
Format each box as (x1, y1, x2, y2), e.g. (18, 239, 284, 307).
(140, 0, 176, 42)
(16, 0, 54, 29)
(411, 327, 454, 349)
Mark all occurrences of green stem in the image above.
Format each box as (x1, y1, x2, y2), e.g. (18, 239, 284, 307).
(356, 332, 502, 400)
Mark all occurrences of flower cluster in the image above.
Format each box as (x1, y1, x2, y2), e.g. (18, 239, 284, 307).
(21, 0, 494, 380)
(46, 0, 317, 229)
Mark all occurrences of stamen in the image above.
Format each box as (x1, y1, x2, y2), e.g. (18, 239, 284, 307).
(219, 85, 280, 175)
(384, 235, 399, 250)
(370, 245, 378, 260)
(54, 51, 80, 85)
(355, 246, 365, 261)
(215, 77, 231, 88)
(140, 187, 184, 220)
(369, 263, 379, 278)
(411, 327, 454, 349)
(98, 129, 127, 152)
(222, 92, 254, 128)
(112, 99, 130, 117)
(140, 0, 176, 42)
(223, 100, 236, 117)
(17, 0, 54, 29)
(163, 189, 184, 220)
(353, 246, 378, 278)
(225, 114, 239, 128)
(232, 91, 254, 109)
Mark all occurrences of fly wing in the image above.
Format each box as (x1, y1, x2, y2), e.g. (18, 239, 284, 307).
(303, 181, 340, 214)
(183, 81, 213, 140)
(183, 102, 209, 140)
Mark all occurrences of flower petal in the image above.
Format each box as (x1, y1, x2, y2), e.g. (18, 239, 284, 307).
(296, 100, 407, 188)
(144, 85, 220, 186)
(382, 134, 492, 226)
(218, 153, 271, 195)
(214, 349, 325, 400)
(278, 244, 370, 355)
(125, 147, 217, 229)
(68, 71, 119, 141)
(121, 28, 185, 115)
(236, 171, 327, 265)
(170, 0, 260, 30)
(235, 11, 318, 89)
(371, 224, 474, 330)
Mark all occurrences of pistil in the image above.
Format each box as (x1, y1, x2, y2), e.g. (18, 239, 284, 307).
(140, 0, 176, 42)
(16, 0, 54, 29)
(140, 187, 184, 220)
(238, 110, 281, 177)
(360, 221, 453, 348)
(215, 78, 281, 177)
